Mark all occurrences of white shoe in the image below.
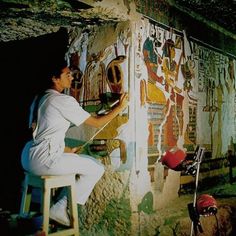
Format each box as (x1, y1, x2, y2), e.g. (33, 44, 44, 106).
(49, 197, 70, 226)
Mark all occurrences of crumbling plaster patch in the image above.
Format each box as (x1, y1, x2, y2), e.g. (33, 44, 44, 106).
(79, 166, 132, 235)
(86, 21, 131, 55)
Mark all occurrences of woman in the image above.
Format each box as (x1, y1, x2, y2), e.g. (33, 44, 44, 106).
(21, 60, 129, 226)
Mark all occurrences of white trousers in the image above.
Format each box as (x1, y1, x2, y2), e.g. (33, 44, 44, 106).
(21, 141, 105, 205)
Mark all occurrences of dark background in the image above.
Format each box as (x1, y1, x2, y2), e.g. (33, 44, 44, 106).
(0, 27, 68, 213)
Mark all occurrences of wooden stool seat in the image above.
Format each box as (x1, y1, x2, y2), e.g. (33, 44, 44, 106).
(20, 172, 79, 236)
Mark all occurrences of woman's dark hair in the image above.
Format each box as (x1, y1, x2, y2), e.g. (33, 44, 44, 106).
(41, 59, 68, 89)
(48, 59, 68, 79)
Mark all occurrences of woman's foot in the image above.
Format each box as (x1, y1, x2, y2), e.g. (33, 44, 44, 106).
(49, 197, 70, 226)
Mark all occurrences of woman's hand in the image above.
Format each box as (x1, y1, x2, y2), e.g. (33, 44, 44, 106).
(84, 92, 129, 128)
(64, 146, 79, 153)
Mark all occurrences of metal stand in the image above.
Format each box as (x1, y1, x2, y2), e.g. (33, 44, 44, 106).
(190, 146, 205, 236)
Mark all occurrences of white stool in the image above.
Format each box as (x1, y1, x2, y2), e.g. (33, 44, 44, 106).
(19, 172, 79, 236)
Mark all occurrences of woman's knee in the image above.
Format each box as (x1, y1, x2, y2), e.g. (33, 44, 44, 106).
(96, 163, 105, 179)
(86, 162, 104, 182)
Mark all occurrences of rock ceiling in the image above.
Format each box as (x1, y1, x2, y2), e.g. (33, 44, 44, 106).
(172, 0, 236, 37)
(0, 0, 130, 42)
(0, 0, 235, 42)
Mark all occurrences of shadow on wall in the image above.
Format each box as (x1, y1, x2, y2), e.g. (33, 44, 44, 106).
(0, 27, 69, 212)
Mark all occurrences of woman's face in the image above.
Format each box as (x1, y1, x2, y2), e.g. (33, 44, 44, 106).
(55, 67, 74, 90)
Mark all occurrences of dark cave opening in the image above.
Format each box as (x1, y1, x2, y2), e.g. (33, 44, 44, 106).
(0, 27, 69, 212)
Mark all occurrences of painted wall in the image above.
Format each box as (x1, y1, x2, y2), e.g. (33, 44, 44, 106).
(61, 1, 235, 235)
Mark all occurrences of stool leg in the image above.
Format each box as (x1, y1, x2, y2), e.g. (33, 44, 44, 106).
(42, 180, 51, 235)
(68, 183, 79, 236)
(20, 175, 32, 216)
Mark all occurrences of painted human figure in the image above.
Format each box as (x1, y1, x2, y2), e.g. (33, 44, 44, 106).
(143, 24, 163, 84)
(162, 38, 184, 147)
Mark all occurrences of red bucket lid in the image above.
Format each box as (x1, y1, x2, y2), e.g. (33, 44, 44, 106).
(161, 148, 186, 170)
(196, 194, 217, 215)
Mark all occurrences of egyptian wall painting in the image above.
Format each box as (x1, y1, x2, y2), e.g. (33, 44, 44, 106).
(64, 19, 236, 183)
(135, 18, 236, 185)
(65, 23, 132, 170)
(196, 47, 236, 158)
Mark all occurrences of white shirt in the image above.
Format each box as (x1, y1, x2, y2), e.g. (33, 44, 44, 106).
(29, 89, 90, 167)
